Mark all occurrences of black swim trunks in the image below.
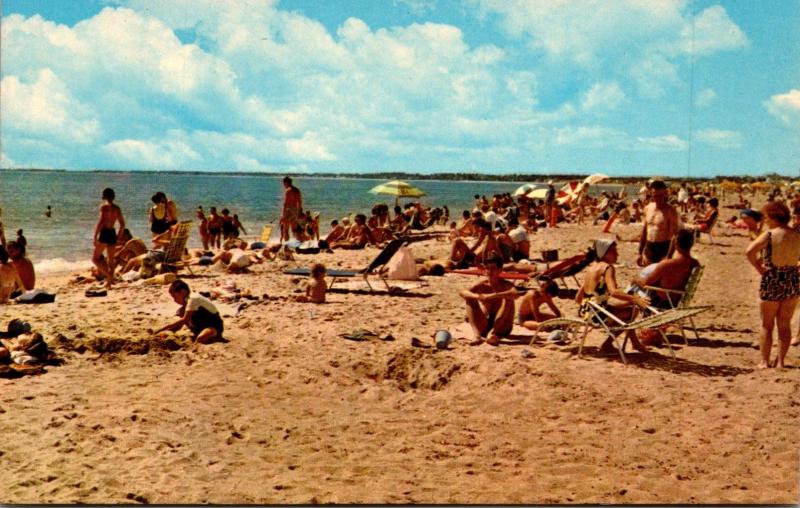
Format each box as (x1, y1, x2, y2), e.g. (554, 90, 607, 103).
(98, 227, 117, 245)
(643, 240, 671, 264)
(189, 306, 224, 336)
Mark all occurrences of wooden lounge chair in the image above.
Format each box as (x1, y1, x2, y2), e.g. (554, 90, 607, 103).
(537, 303, 708, 364)
(159, 221, 193, 275)
(283, 238, 405, 292)
(642, 265, 711, 344)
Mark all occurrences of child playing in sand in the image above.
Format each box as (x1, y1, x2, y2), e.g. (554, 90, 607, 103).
(293, 263, 327, 303)
(518, 280, 561, 330)
(154, 279, 224, 344)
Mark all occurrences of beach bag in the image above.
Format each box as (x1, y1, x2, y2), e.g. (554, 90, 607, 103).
(386, 246, 419, 280)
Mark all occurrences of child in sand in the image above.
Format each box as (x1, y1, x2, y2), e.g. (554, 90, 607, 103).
(154, 279, 224, 344)
(518, 280, 561, 330)
(293, 263, 327, 303)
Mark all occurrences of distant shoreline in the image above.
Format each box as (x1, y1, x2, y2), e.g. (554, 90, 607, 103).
(1, 167, 790, 185)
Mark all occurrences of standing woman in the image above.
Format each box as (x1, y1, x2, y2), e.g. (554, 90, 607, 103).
(149, 192, 178, 238)
(745, 202, 800, 368)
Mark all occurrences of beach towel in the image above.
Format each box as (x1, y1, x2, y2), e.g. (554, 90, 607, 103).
(385, 245, 419, 280)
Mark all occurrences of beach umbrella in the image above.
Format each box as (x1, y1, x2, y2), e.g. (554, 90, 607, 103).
(369, 180, 426, 199)
(557, 181, 584, 206)
(513, 183, 543, 197)
(719, 180, 740, 191)
(751, 181, 772, 190)
(583, 173, 609, 186)
(526, 188, 549, 200)
(790, 180, 800, 188)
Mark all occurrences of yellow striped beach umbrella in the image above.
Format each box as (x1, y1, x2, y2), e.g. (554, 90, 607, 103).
(369, 180, 426, 205)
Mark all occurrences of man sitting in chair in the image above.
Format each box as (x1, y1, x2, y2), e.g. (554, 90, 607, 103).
(629, 229, 699, 309)
(459, 256, 522, 346)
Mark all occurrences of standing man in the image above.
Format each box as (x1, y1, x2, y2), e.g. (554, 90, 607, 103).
(281, 176, 303, 242)
(637, 180, 679, 266)
(92, 187, 125, 289)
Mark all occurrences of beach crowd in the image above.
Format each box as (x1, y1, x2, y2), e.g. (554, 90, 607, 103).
(1, 176, 800, 370)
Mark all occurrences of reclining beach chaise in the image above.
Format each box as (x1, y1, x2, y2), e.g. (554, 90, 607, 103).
(534, 251, 592, 288)
(159, 221, 194, 275)
(283, 238, 405, 292)
(642, 265, 711, 344)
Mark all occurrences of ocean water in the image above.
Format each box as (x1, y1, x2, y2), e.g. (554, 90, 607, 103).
(1, 170, 535, 272)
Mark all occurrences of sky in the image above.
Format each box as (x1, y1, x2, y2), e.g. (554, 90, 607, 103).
(1, 0, 798, 177)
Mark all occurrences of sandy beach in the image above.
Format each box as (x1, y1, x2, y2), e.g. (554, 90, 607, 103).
(1, 194, 799, 505)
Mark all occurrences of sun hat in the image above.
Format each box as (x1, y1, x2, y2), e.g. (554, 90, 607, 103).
(547, 180, 554, 185)
(594, 238, 616, 260)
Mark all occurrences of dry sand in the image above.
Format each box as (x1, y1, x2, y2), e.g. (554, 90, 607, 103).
(1, 197, 799, 504)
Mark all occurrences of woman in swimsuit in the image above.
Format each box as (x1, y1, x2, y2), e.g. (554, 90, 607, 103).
(149, 193, 171, 236)
(0, 246, 25, 303)
(575, 239, 650, 353)
(746, 201, 800, 368)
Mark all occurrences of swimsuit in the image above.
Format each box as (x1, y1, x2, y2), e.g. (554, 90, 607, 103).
(150, 205, 171, 234)
(579, 265, 611, 324)
(189, 306, 224, 336)
(643, 240, 670, 263)
(759, 232, 800, 302)
(98, 227, 117, 245)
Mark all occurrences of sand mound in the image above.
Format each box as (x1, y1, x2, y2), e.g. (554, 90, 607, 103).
(351, 348, 461, 391)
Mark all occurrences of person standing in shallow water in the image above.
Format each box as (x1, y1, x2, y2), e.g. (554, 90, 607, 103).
(92, 188, 125, 289)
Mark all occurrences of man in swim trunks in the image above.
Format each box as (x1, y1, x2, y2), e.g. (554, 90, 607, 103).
(92, 187, 126, 289)
(281, 176, 303, 242)
(630, 229, 699, 309)
(638, 180, 679, 266)
(460, 256, 522, 346)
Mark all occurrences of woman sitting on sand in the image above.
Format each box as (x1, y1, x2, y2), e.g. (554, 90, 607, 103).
(745, 201, 800, 368)
(0, 246, 25, 303)
(575, 239, 650, 354)
(330, 214, 374, 250)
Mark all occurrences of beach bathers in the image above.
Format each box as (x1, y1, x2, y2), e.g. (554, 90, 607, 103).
(759, 232, 800, 301)
(98, 227, 117, 245)
(643, 240, 671, 264)
(208, 227, 221, 236)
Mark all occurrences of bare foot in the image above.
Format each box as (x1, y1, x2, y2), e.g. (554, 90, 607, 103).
(469, 338, 484, 346)
(632, 340, 650, 353)
(791, 337, 800, 346)
(486, 335, 500, 346)
(757, 361, 770, 369)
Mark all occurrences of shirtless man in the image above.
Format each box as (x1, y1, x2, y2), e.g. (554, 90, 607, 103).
(281, 176, 303, 242)
(6, 241, 35, 290)
(92, 188, 126, 288)
(638, 180, 679, 266)
(631, 229, 699, 309)
(459, 256, 522, 346)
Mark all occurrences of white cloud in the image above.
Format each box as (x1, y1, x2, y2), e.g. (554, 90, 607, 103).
(285, 133, 336, 161)
(581, 82, 626, 113)
(476, 1, 747, 98)
(633, 134, 688, 151)
(764, 89, 800, 126)
(695, 88, 716, 106)
(103, 138, 202, 169)
(0, 69, 99, 143)
(1, 152, 16, 169)
(695, 129, 743, 149)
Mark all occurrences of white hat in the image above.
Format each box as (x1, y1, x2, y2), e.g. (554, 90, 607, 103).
(547, 180, 554, 185)
(594, 238, 616, 260)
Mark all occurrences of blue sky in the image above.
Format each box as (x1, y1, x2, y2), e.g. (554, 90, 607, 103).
(1, 0, 798, 177)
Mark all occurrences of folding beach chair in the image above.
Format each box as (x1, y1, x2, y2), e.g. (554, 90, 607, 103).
(642, 265, 711, 344)
(260, 225, 274, 243)
(534, 252, 591, 289)
(538, 302, 708, 364)
(159, 221, 193, 275)
(283, 238, 405, 292)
